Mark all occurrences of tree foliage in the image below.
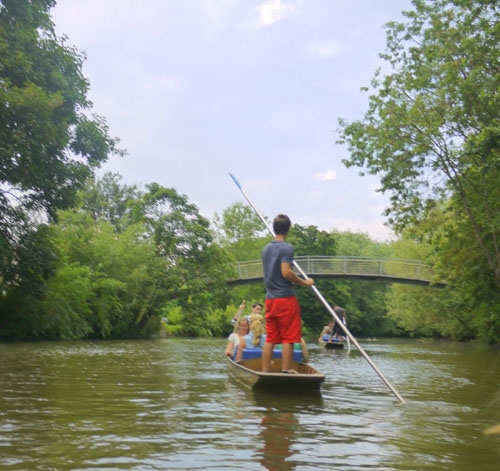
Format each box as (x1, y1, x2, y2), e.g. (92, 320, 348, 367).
(0, 0, 124, 296)
(327, 231, 398, 336)
(212, 202, 269, 306)
(79, 172, 140, 232)
(285, 225, 343, 335)
(79, 175, 234, 338)
(337, 0, 500, 342)
(213, 202, 268, 261)
(4, 1, 500, 343)
(0, 172, 234, 340)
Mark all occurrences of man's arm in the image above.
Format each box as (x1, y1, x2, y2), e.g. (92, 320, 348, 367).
(281, 262, 314, 287)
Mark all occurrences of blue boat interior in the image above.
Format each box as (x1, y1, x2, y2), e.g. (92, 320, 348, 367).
(240, 347, 303, 362)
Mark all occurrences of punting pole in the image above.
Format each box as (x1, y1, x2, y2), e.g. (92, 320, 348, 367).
(229, 172, 406, 404)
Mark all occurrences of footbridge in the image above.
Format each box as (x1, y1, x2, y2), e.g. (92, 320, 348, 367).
(227, 255, 447, 288)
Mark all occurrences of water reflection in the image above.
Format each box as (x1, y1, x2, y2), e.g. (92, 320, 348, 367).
(258, 410, 298, 471)
(227, 388, 323, 471)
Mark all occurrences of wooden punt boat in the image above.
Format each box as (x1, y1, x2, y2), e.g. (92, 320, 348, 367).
(226, 355, 325, 392)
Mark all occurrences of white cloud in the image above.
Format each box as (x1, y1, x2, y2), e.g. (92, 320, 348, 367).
(256, 0, 297, 28)
(309, 41, 341, 58)
(51, 0, 411, 244)
(314, 170, 336, 181)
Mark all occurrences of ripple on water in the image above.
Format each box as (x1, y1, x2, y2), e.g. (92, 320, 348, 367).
(1, 339, 500, 470)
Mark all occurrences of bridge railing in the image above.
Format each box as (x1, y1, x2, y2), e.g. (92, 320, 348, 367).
(295, 256, 434, 280)
(231, 255, 440, 285)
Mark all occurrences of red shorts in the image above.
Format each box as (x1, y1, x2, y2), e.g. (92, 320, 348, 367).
(264, 296, 302, 344)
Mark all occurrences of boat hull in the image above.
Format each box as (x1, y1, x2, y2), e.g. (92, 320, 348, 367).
(319, 334, 345, 349)
(319, 340, 345, 349)
(226, 356, 325, 392)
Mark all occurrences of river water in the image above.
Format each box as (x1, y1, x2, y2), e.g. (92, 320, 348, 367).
(0, 338, 499, 470)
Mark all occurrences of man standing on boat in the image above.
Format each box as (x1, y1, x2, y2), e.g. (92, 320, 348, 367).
(330, 305, 347, 341)
(261, 214, 314, 373)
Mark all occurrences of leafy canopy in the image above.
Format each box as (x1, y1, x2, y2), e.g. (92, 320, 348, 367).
(0, 0, 124, 293)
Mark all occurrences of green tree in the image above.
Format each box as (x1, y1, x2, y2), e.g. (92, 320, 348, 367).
(80, 177, 233, 337)
(213, 202, 269, 309)
(79, 172, 140, 232)
(288, 224, 337, 257)
(285, 225, 342, 335)
(51, 212, 169, 339)
(337, 0, 500, 342)
(329, 230, 398, 336)
(0, 0, 124, 297)
(0, 173, 235, 340)
(332, 230, 392, 258)
(213, 202, 268, 261)
(0, 211, 169, 340)
(390, 202, 498, 341)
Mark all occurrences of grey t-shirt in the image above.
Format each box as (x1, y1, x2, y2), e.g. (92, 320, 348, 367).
(261, 240, 296, 299)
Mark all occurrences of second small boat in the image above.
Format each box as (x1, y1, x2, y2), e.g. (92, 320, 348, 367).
(319, 334, 345, 349)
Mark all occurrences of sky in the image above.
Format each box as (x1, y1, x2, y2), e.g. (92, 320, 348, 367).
(51, 0, 414, 241)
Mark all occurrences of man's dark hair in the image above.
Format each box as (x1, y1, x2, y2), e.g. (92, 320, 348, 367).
(273, 214, 291, 235)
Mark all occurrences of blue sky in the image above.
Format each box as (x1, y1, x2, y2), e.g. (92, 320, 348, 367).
(52, 0, 414, 241)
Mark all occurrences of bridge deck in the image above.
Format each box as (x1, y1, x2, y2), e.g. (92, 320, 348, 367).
(228, 256, 446, 287)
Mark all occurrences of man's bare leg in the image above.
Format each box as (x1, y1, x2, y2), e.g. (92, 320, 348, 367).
(261, 343, 274, 372)
(281, 343, 293, 371)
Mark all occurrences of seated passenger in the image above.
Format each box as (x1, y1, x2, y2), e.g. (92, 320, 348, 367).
(236, 313, 266, 361)
(318, 320, 334, 343)
(231, 301, 263, 325)
(231, 300, 247, 325)
(225, 316, 250, 359)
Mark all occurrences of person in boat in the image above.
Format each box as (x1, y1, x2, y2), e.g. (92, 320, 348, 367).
(246, 313, 267, 348)
(318, 319, 334, 343)
(231, 301, 264, 325)
(330, 305, 347, 341)
(225, 316, 250, 359)
(235, 313, 267, 361)
(230, 300, 247, 325)
(261, 214, 314, 373)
